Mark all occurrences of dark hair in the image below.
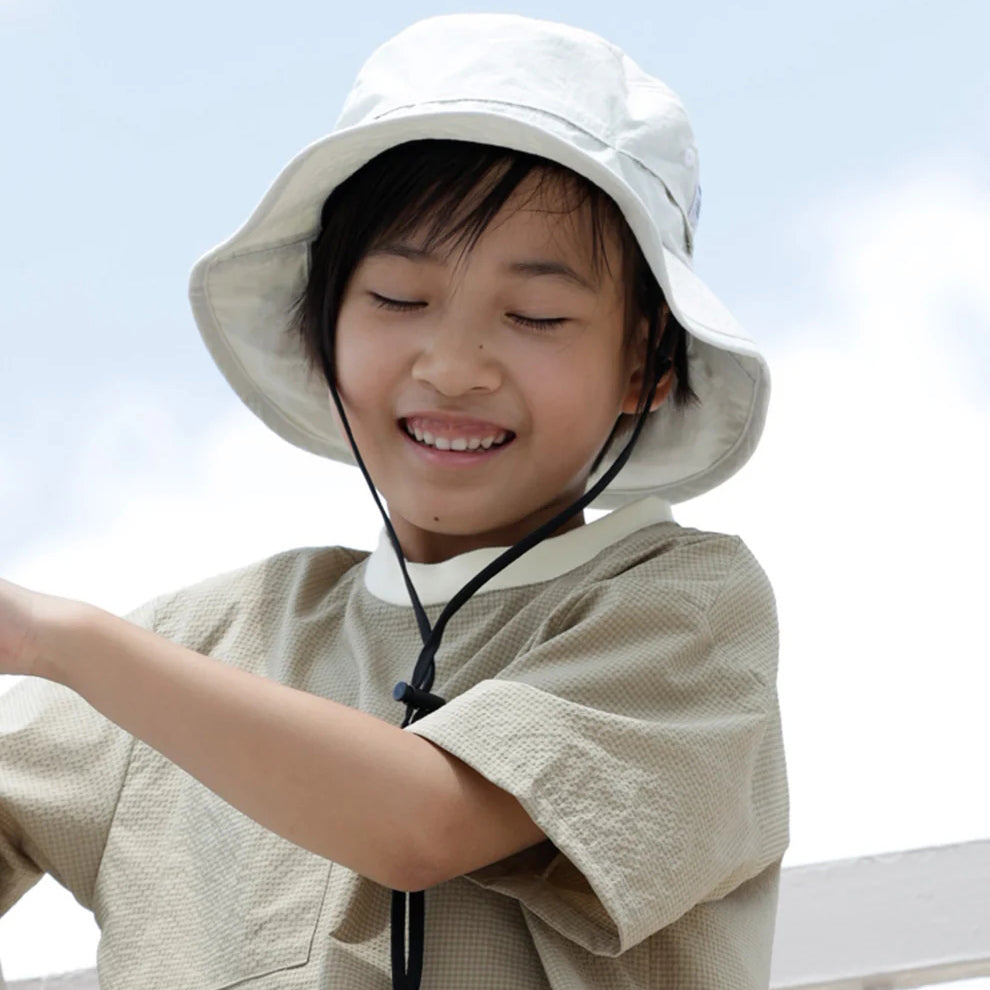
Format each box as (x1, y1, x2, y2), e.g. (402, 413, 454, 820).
(291, 139, 698, 470)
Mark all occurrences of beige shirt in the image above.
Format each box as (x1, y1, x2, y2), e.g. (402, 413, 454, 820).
(0, 497, 789, 989)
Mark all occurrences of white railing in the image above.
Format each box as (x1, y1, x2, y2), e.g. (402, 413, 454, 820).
(3, 840, 988, 989)
(771, 839, 990, 989)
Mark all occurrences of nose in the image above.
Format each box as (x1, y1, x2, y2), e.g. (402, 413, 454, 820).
(410, 316, 502, 397)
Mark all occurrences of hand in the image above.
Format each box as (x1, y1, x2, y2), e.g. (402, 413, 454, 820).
(0, 577, 74, 678)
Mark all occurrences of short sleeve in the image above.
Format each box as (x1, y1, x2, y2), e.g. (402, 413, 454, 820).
(403, 537, 790, 956)
(0, 598, 158, 916)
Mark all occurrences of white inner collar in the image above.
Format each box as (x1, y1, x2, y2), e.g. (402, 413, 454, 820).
(363, 496, 674, 606)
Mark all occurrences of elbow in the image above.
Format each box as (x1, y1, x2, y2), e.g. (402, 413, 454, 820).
(378, 804, 452, 893)
(390, 834, 448, 892)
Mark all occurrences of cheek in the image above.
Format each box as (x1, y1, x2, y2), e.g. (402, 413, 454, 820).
(333, 316, 390, 406)
(525, 359, 623, 448)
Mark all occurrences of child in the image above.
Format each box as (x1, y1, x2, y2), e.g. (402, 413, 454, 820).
(0, 13, 788, 990)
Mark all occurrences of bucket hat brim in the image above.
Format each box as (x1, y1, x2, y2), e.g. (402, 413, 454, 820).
(189, 104, 769, 508)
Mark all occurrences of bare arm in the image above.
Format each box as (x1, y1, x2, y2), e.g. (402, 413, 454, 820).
(0, 578, 545, 892)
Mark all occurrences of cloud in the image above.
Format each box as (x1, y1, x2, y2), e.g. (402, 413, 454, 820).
(5, 401, 385, 617)
(678, 165, 990, 864)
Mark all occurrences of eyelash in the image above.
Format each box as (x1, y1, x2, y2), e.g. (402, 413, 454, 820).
(370, 294, 566, 330)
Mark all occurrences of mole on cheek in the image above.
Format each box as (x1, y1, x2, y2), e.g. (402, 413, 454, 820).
(433, 516, 440, 522)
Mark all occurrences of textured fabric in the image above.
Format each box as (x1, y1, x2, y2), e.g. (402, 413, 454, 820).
(0, 510, 788, 989)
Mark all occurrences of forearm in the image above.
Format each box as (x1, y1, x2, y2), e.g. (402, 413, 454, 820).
(37, 604, 448, 891)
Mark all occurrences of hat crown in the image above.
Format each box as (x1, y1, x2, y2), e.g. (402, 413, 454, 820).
(337, 14, 700, 241)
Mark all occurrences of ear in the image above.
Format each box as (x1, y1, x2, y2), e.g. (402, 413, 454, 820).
(620, 315, 675, 415)
(620, 365, 674, 415)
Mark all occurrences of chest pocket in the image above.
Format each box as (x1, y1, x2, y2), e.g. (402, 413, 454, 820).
(97, 744, 333, 988)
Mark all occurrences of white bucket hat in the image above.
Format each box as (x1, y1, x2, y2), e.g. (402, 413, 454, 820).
(188, 12, 770, 507)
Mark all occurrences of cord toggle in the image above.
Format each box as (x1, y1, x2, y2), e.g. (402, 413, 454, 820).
(392, 681, 447, 714)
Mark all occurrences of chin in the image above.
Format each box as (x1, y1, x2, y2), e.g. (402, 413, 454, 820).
(407, 511, 495, 537)
(395, 496, 519, 539)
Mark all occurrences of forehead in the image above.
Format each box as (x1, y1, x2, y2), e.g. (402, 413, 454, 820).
(368, 166, 625, 287)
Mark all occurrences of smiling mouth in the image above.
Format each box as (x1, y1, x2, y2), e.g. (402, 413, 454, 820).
(400, 419, 516, 452)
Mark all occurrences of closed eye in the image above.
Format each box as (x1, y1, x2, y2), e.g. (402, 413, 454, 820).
(510, 314, 567, 330)
(371, 293, 425, 312)
(371, 293, 566, 330)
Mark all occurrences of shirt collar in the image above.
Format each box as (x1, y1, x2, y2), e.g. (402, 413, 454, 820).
(363, 496, 674, 606)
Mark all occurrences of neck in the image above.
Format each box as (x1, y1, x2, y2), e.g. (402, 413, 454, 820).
(388, 504, 587, 564)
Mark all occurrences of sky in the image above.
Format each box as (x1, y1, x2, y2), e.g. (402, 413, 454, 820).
(1, 0, 988, 983)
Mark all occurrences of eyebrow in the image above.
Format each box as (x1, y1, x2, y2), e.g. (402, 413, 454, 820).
(365, 244, 598, 293)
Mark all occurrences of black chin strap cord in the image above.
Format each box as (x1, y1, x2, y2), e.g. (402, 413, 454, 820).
(320, 309, 674, 990)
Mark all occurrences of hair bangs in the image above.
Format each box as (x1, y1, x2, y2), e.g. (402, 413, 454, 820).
(368, 149, 622, 288)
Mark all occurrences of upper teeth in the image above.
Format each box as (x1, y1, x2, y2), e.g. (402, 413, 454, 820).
(406, 423, 508, 450)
